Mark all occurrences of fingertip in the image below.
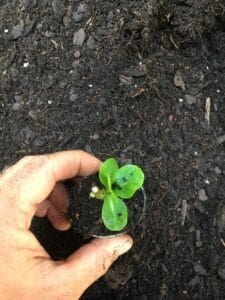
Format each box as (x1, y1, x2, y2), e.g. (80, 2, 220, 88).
(91, 233, 133, 257)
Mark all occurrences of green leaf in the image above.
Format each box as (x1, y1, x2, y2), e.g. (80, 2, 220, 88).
(99, 158, 118, 189)
(102, 193, 128, 231)
(113, 165, 144, 199)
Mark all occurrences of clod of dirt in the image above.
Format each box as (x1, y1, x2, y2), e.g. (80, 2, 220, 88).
(11, 23, 24, 39)
(194, 263, 208, 276)
(104, 263, 133, 289)
(52, 0, 65, 18)
(214, 167, 222, 175)
(188, 276, 200, 287)
(69, 94, 78, 102)
(122, 64, 147, 77)
(208, 252, 220, 269)
(20, 126, 37, 141)
(185, 94, 196, 105)
(174, 71, 185, 91)
(217, 202, 225, 231)
(73, 3, 87, 23)
(198, 189, 208, 202)
(217, 266, 225, 280)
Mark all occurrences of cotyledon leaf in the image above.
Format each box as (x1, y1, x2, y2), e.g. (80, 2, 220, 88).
(113, 164, 144, 199)
(99, 158, 118, 190)
(102, 193, 128, 231)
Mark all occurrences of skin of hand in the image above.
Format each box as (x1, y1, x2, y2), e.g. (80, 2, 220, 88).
(0, 150, 133, 300)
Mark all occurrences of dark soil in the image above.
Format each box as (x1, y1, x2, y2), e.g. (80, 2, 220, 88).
(1, 0, 225, 299)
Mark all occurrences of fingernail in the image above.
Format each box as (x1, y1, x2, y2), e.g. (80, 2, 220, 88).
(118, 238, 133, 255)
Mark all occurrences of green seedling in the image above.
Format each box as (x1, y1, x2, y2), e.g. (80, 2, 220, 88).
(90, 158, 144, 231)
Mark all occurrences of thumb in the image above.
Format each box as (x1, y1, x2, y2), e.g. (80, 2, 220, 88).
(55, 234, 133, 298)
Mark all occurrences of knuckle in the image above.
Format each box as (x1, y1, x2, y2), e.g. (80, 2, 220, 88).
(21, 154, 49, 168)
(19, 155, 35, 163)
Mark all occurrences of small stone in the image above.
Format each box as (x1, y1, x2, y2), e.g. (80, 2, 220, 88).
(63, 16, 71, 27)
(23, 62, 29, 68)
(69, 94, 78, 101)
(106, 11, 114, 22)
(217, 266, 225, 280)
(72, 4, 87, 22)
(217, 135, 225, 145)
(194, 263, 207, 276)
(29, 110, 37, 119)
(198, 189, 208, 201)
(122, 65, 147, 78)
(189, 226, 195, 233)
(185, 94, 196, 105)
(77, 3, 87, 13)
(119, 75, 133, 85)
(195, 230, 202, 247)
(73, 12, 82, 22)
(37, 97, 44, 106)
(214, 166, 222, 175)
(194, 200, 206, 214)
(86, 36, 95, 49)
(33, 137, 46, 147)
(14, 95, 22, 102)
(85, 144, 92, 153)
(12, 102, 22, 111)
(174, 70, 185, 91)
(90, 133, 99, 140)
(188, 276, 200, 287)
(10, 68, 20, 81)
(20, 126, 36, 140)
(72, 59, 80, 69)
(208, 252, 220, 269)
(59, 81, 67, 89)
(196, 241, 203, 248)
(22, 0, 31, 9)
(11, 24, 24, 39)
(73, 28, 86, 47)
(74, 50, 81, 58)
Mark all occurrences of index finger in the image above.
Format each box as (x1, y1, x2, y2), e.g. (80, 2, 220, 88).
(0, 150, 101, 229)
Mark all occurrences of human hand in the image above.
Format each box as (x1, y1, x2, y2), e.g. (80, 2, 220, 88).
(0, 150, 133, 300)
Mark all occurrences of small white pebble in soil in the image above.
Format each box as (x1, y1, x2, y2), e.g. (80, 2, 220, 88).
(91, 186, 99, 193)
(179, 98, 184, 102)
(204, 179, 210, 184)
(216, 89, 220, 93)
(193, 151, 198, 156)
(3, 70, 7, 75)
(4, 29, 9, 33)
(89, 84, 93, 88)
(134, 84, 137, 88)
(206, 66, 209, 70)
(23, 62, 29, 68)
(48, 100, 53, 105)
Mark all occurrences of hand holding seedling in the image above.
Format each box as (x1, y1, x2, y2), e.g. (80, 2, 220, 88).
(90, 158, 144, 231)
(0, 151, 132, 299)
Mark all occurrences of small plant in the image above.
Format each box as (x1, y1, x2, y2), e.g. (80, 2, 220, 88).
(90, 158, 144, 231)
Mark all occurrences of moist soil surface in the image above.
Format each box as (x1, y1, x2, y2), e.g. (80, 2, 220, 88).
(1, 1, 225, 299)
